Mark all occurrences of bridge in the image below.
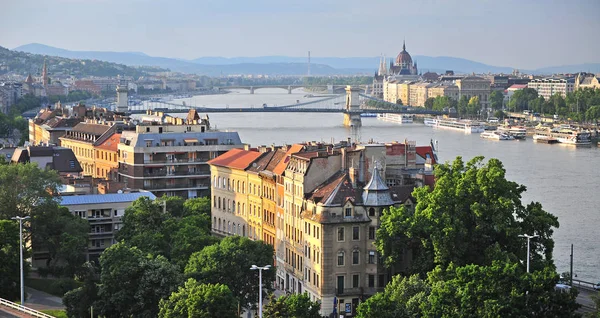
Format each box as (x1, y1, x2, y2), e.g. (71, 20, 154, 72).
(129, 87, 446, 127)
(216, 84, 369, 94)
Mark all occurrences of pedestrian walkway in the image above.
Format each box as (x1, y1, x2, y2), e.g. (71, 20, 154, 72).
(23, 288, 63, 312)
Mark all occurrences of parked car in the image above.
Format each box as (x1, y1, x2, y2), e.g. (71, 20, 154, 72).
(594, 282, 600, 291)
(555, 283, 572, 292)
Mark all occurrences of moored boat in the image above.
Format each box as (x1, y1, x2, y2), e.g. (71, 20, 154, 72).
(434, 118, 485, 133)
(377, 113, 413, 124)
(498, 125, 527, 140)
(480, 131, 514, 140)
(549, 127, 592, 145)
(424, 117, 438, 127)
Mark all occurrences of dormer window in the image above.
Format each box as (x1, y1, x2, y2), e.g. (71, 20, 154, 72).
(345, 207, 352, 218)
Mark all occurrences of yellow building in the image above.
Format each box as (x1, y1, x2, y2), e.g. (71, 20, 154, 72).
(59, 122, 117, 178)
(94, 133, 120, 180)
(575, 73, 600, 90)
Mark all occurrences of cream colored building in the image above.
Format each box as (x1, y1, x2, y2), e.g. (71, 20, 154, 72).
(575, 73, 600, 91)
(456, 76, 492, 108)
(527, 77, 575, 99)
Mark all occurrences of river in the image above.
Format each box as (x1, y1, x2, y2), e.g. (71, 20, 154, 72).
(171, 88, 600, 282)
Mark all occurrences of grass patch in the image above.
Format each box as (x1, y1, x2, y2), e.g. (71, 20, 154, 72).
(40, 310, 67, 318)
(25, 278, 82, 297)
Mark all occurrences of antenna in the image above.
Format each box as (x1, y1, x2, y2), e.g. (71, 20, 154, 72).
(307, 51, 311, 77)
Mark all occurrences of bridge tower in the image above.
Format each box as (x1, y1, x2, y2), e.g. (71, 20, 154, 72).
(250, 86, 254, 94)
(116, 82, 128, 113)
(343, 86, 362, 127)
(288, 85, 292, 94)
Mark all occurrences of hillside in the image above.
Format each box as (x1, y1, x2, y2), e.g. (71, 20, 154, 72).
(0, 46, 167, 78)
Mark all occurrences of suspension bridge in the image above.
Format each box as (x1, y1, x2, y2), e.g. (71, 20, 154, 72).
(127, 86, 447, 127)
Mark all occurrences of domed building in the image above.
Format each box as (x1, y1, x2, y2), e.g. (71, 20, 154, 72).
(390, 41, 418, 75)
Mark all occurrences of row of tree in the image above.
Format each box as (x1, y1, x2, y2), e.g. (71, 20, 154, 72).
(354, 156, 581, 317)
(509, 87, 600, 122)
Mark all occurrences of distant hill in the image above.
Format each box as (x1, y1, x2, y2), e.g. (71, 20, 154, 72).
(11, 43, 600, 76)
(0, 46, 165, 78)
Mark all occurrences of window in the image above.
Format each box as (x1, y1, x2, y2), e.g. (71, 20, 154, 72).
(337, 276, 344, 294)
(353, 274, 359, 288)
(378, 274, 385, 288)
(352, 250, 359, 265)
(352, 226, 359, 240)
(345, 207, 352, 217)
(337, 251, 344, 266)
(368, 275, 375, 288)
(369, 226, 376, 240)
(369, 207, 375, 216)
(337, 227, 344, 241)
(368, 251, 376, 264)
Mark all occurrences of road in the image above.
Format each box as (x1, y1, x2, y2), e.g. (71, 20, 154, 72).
(577, 287, 599, 314)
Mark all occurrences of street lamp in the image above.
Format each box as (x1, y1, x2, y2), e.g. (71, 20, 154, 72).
(519, 234, 539, 273)
(11, 216, 30, 306)
(250, 264, 271, 318)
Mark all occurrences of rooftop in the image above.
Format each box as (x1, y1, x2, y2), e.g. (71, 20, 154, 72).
(58, 191, 156, 206)
(208, 148, 263, 170)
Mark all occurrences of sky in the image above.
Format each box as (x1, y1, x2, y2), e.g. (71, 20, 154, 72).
(1, 0, 599, 69)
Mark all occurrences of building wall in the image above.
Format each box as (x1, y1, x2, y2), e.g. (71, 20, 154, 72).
(210, 165, 249, 237)
(456, 77, 492, 108)
(60, 138, 96, 176)
(528, 79, 575, 99)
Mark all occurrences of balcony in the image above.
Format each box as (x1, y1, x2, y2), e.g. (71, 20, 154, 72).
(142, 182, 210, 191)
(90, 231, 113, 236)
(143, 157, 210, 165)
(143, 169, 210, 178)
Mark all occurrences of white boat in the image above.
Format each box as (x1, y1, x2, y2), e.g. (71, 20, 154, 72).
(480, 131, 514, 140)
(424, 117, 438, 126)
(497, 125, 527, 140)
(360, 113, 378, 118)
(434, 118, 485, 133)
(533, 129, 558, 143)
(550, 127, 592, 145)
(377, 113, 413, 124)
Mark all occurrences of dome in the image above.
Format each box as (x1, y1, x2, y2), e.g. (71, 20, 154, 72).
(395, 41, 413, 67)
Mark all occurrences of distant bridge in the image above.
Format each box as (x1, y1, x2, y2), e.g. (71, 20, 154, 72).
(216, 84, 369, 94)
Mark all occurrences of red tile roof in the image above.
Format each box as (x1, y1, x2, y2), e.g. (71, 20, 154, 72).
(208, 148, 262, 170)
(96, 133, 121, 151)
(508, 84, 527, 90)
(416, 146, 436, 164)
(272, 144, 305, 175)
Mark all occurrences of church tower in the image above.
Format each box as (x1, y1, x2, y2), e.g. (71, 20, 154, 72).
(41, 58, 48, 88)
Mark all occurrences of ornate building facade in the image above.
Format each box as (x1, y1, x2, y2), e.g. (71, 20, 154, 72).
(372, 41, 420, 98)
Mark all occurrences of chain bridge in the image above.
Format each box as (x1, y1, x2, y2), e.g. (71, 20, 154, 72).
(128, 86, 447, 127)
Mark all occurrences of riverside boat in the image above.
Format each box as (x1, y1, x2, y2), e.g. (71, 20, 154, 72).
(497, 125, 527, 140)
(550, 127, 592, 145)
(481, 131, 514, 140)
(360, 113, 378, 118)
(533, 129, 558, 143)
(434, 118, 485, 133)
(377, 113, 413, 124)
(424, 117, 438, 126)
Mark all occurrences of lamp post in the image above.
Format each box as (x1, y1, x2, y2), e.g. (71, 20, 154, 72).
(250, 264, 271, 318)
(11, 216, 30, 306)
(519, 234, 538, 273)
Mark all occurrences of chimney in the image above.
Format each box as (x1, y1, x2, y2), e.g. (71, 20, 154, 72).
(341, 148, 347, 170)
(349, 166, 358, 188)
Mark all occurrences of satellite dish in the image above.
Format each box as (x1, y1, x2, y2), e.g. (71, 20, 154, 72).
(252, 163, 257, 167)
(117, 190, 123, 194)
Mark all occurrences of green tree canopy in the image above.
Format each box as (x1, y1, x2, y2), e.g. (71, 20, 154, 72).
(0, 162, 60, 219)
(0, 220, 27, 301)
(424, 261, 580, 317)
(376, 156, 559, 276)
(185, 236, 275, 310)
(424, 97, 435, 110)
(356, 275, 429, 318)
(159, 279, 238, 318)
(31, 204, 89, 277)
(457, 95, 469, 116)
(97, 242, 182, 318)
(116, 196, 216, 268)
(62, 262, 99, 318)
(467, 96, 481, 116)
(263, 293, 322, 318)
(508, 88, 538, 112)
(489, 90, 504, 110)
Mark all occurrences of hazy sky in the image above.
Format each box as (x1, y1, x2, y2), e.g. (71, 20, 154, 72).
(1, 0, 598, 69)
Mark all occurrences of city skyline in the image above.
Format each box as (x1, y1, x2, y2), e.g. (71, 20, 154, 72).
(1, 0, 599, 70)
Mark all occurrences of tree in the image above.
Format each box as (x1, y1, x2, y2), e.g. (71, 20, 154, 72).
(489, 90, 504, 110)
(423, 261, 580, 317)
(0, 163, 60, 219)
(116, 196, 215, 268)
(467, 96, 481, 117)
(396, 98, 403, 105)
(185, 236, 275, 310)
(0, 220, 26, 301)
(159, 279, 238, 318)
(356, 275, 429, 318)
(63, 262, 99, 318)
(508, 88, 538, 112)
(424, 97, 435, 110)
(432, 96, 451, 111)
(31, 203, 89, 277)
(96, 242, 182, 318)
(585, 105, 600, 123)
(457, 95, 469, 116)
(263, 293, 322, 318)
(376, 156, 559, 276)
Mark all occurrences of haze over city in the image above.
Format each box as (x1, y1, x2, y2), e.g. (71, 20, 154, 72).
(1, 0, 599, 69)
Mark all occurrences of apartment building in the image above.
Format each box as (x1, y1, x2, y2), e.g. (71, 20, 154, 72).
(60, 122, 118, 178)
(208, 140, 437, 316)
(456, 76, 492, 108)
(51, 192, 155, 264)
(118, 109, 243, 198)
(527, 77, 575, 99)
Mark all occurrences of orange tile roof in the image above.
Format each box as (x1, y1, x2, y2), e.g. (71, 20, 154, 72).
(96, 133, 121, 151)
(207, 148, 262, 170)
(272, 144, 305, 175)
(416, 146, 436, 164)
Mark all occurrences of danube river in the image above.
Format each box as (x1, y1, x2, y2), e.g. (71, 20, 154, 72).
(173, 89, 600, 282)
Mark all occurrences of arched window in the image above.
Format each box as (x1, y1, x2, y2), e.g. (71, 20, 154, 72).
(232, 200, 236, 213)
(352, 250, 360, 265)
(237, 180, 240, 192)
(227, 199, 231, 212)
(222, 198, 226, 210)
(232, 222, 236, 234)
(238, 202, 241, 214)
(242, 182, 245, 194)
(238, 224, 241, 236)
(213, 217, 216, 229)
(242, 225, 246, 237)
(213, 196, 217, 208)
(337, 251, 344, 266)
(227, 221, 231, 234)
(218, 177, 222, 188)
(369, 207, 375, 216)
(218, 218, 221, 231)
(218, 197, 221, 209)
(227, 178, 230, 190)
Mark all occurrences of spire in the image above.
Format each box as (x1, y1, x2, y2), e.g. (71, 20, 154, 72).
(377, 54, 386, 76)
(362, 161, 394, 207)
(42, 57, 48, 87)
(403, 39, 406, 51)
